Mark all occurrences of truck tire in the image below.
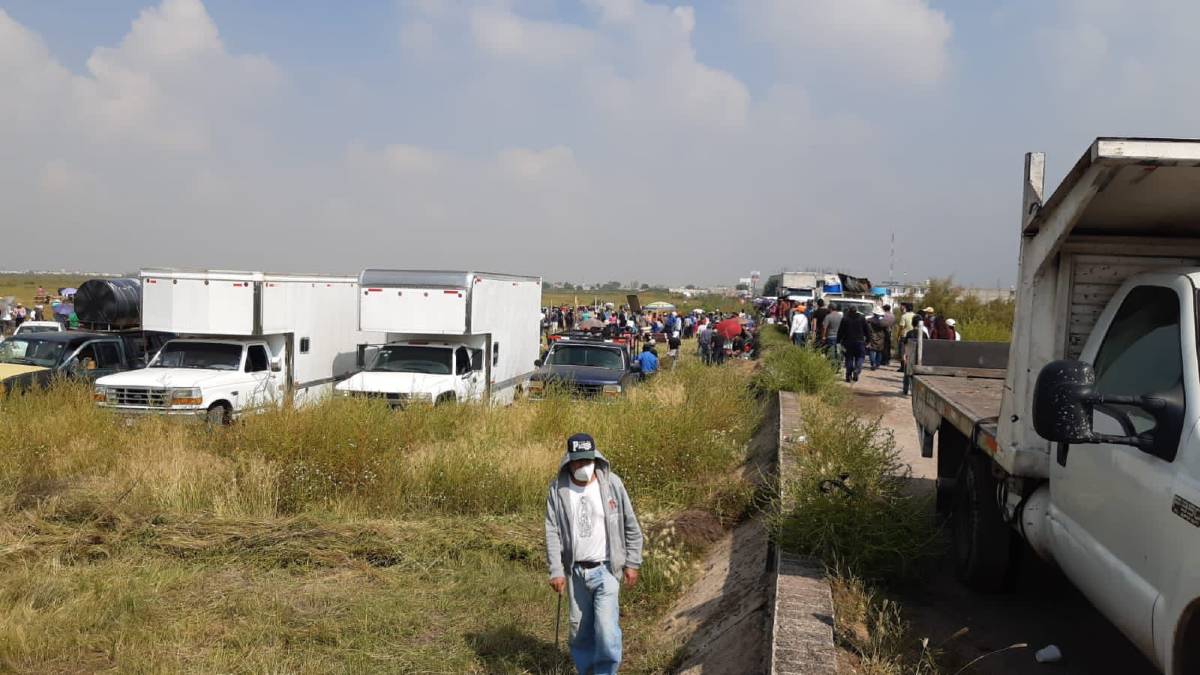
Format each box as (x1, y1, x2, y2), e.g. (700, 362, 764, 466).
(206, 403, 231, 427)
(434, 393, 455, 406)
(952, 452, 1014, 592)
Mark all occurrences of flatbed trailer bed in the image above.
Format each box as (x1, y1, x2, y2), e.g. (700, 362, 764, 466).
(911, 373, 1004, 457)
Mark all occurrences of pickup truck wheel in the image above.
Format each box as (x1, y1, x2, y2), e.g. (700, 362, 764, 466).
(952, 453, 1014, 592)
(206, 403, 231, 427)
(434, 393, 455, 406)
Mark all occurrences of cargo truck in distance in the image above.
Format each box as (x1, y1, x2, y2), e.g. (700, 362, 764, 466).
(334, 270, 541, 406)
(95, 270, 377, 423)
(911, 138, 1200, 674)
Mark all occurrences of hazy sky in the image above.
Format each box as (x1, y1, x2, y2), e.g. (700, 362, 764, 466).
(3, 0, 1199, 286)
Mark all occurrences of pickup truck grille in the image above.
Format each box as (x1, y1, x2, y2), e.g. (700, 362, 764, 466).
(110, 387, 170, 408)
(355, 392, 410, 406)
(568, 383, 604, 397)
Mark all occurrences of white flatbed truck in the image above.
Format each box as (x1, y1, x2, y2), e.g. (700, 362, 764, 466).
(912, 138, 1200, 674)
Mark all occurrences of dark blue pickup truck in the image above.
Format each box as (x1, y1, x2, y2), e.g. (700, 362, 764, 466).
(527, 334, 640, 398)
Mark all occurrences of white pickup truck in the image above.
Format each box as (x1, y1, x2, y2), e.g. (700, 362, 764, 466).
(96, 337, 285, 423)
(334, 269, 541, 406)
(95, 270, 374, 423)
(911, 138, 1200, 674)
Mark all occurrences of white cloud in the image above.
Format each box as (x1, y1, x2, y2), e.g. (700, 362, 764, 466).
(468, 7, 595, 64)
(748, 0, 952, 86)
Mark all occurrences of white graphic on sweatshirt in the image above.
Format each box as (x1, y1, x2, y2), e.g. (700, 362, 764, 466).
(568, 478, 607, 563)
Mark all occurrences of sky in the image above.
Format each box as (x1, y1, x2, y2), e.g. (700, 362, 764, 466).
(3, 0, 1200, 287)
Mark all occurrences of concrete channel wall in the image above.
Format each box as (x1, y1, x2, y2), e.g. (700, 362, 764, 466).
(766, 391, 837, 674)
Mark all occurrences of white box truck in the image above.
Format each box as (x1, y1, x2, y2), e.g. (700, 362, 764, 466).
(335, 270, 541, 406)
(95, 269, 378, 422)
(910, 138, 1200, 674)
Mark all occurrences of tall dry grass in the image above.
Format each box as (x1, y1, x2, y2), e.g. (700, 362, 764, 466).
(0, 360, 756, 521)
(0, 356, 761, 671)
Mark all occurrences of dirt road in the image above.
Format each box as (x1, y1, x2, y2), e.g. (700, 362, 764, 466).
(847, 365, 1158, 675)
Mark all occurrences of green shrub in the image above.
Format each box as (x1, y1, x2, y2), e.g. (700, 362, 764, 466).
(775, 399, 938, 581)
(753, 339, 845, 404)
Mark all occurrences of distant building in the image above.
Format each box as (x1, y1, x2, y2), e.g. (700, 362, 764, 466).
(962, 287, 1016, 303)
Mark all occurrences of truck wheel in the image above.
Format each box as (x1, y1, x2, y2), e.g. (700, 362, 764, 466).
(434, 393, 455, 406)
(206, 403, 231, 427)
(952, 453, 1014, 592)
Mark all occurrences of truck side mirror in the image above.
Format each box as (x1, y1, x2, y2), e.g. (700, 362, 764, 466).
(356, 344, 366, 369)
(1033, 359, 1183, 457)
(1032, 360, 1095, 443)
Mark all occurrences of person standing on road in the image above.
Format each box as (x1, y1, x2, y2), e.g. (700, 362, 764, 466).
(811, 299, 829, 345)
(837, 306, 869, 383)
(789, 304, 809, 346)
(822, 303, 843, 363)
(946, 318, 962, 340)
(896, 303, 915, 369)
(867, 310, 888, 370)
(879, 304, 895, 366)
(545, 434, 644, 675)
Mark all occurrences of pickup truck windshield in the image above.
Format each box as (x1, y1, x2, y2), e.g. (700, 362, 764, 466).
(0, 338, 66, 368)
(370, 346, 452, 375)
(152, 342, 243, 370)
(16, 325, 60, 335)
(546, 345, 624, 370)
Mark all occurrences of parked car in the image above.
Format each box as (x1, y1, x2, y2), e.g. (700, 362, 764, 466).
(0, 330, 169, 394)
(527, 334, 640, 399)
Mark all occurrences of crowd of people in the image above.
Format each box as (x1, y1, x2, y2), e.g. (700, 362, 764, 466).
(775, 298, 962, 388)
(540, 303, 761, 372)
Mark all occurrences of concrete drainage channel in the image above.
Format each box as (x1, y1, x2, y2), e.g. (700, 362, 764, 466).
(660, 391, 836, 674)
(766, 391, 837, 674)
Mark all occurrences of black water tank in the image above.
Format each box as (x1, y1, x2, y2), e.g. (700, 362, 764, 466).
(75, 278, 142, 329)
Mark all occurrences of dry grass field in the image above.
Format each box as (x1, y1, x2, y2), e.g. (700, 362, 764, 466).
(0, 351, 762, 672)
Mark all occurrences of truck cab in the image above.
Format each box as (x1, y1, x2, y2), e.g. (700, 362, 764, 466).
(95, 337, 285, 423)
(335, 340, 485, 405)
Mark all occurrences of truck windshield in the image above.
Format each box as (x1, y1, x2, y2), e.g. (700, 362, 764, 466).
(370, 346, 452, 375)
(546, 345, 624, 370)
(0, 338, 66, 368)
(152, 342, 243, 370)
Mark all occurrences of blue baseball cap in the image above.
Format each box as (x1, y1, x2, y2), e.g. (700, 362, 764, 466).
(566, 433, 597, 461)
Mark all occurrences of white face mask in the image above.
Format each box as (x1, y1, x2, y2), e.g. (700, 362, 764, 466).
(572, 462, 595, 483)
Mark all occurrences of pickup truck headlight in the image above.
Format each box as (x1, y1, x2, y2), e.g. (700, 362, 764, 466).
(93, 385, 109, 403)
(527, 380, 545, 392)
(602, 384, 622, 396)
(169, 387, 203, 407)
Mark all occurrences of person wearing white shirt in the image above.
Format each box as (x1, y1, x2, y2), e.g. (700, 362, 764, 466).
(789, 308, 809, 346)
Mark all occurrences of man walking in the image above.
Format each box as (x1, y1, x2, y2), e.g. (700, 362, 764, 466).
(822, 303, 843, 363)
(546, 433, 644, 675)
(837, 306, 869, 383)
(789, 303, 809, 346)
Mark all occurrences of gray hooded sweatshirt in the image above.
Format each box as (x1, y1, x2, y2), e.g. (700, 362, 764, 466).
(544, 449, 644, 582)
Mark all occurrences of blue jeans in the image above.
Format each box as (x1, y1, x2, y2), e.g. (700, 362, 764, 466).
(570, 564, 622, 674)
(869, 349, 883, 369)
(791, 332, 806, 346)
